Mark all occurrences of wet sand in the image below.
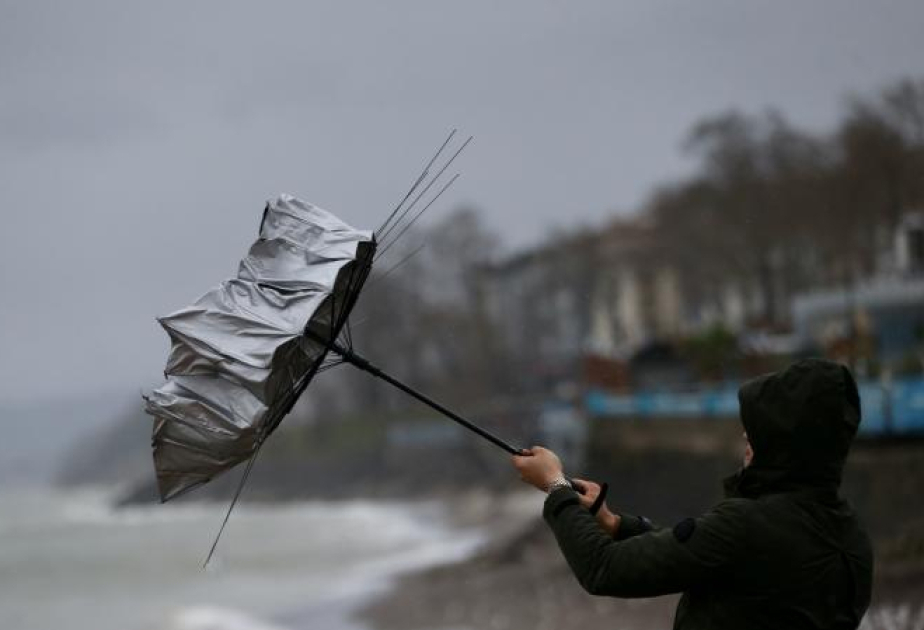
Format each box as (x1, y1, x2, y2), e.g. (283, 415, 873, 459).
(356, 491, 679, 630)
(356, 492, 924, 630)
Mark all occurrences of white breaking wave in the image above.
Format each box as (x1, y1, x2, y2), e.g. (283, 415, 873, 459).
(0, 487, 486, 630)
(860, 603, 924, 630)
(158, 606, 291, 630)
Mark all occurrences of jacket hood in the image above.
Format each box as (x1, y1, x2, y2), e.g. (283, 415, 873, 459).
(725, 358, 861, 498)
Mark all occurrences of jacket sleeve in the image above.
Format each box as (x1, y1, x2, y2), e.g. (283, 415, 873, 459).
(543, 488, 749, 598)
(613, 512, 658, 540)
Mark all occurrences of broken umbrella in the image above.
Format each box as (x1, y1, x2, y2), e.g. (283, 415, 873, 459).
(144, 132, 578, 565)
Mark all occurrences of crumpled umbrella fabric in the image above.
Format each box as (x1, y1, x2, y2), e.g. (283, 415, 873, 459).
(145, 194, 374, 501)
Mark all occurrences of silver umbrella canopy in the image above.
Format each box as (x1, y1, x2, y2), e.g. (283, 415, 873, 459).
(144, 194, 374, 502)
(142, 133, 573, 565)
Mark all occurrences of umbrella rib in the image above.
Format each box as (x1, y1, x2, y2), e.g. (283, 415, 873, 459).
(343, 258, 374, 348)
(377, 129, 457, 236)
(340, 242, 375, 348)
(377, 136, 472, 245)
(328, 290, 337, 341)
(316, 359, 345, 374)
(203, 441, 263, 568)
(338, 257, 362, 349)
(340, 320, 353, 350)
(377, 135, 472, 245)
(344, 315, 369, 330)
(365, 243, 426, 291)
(376, 174, 460, 260)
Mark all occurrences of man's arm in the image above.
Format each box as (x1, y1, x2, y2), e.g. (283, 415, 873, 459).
(568, 478, 658, 540)
(543, 488, 749, 598)
(612, 512, 659, 540)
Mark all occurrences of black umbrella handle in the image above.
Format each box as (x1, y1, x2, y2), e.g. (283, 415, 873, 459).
(313, 334, 583, 493)
(324, 337, 522, 454)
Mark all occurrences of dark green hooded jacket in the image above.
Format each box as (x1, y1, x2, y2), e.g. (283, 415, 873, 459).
(543, 358, 873, 629)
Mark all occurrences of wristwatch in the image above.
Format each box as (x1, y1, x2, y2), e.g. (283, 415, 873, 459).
(546, 475, 572, 494)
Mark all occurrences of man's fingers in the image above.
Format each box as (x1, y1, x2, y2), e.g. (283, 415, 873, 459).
(572, 478, 599, 492)
(570, 478, 600, 502)
(577, 494, 595, 509)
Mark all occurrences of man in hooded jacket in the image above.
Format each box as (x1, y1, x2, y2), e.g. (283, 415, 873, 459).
(512, 358, 873, 629)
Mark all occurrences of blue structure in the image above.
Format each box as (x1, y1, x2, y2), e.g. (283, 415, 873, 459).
(585, 378, 924, 436)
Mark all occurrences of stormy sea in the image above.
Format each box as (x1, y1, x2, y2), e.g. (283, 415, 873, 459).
(0, 486, 487, 630)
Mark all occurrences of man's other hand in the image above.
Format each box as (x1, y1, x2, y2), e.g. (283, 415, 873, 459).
(571, 478, 621, 536)
(511, 446, 563, 491)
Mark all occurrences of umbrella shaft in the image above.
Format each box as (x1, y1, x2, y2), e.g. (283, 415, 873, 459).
(324, 339, 523, 456)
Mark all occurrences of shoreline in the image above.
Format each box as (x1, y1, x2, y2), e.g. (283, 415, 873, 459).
(354, 498, 679, 630)
(0, 487, 507, 630)
(277, 489, 544, 630)
(355, 492, 924, 630)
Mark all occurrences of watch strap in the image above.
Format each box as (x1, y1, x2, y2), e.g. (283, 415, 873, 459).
(546, 475, 571, 494)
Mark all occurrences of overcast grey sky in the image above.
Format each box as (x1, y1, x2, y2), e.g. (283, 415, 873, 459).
(1, 0, 923, 405)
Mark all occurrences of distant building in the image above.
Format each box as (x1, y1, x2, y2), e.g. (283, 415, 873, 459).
(587, 217, 685, 357)
(893, 211, 924, 276)
(480, 217, 690, 392)
(479, 230, 599, 392)
(481, 207, 924, 391)
(792, 276, 924, 365)
(792, 210, 924, 367)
